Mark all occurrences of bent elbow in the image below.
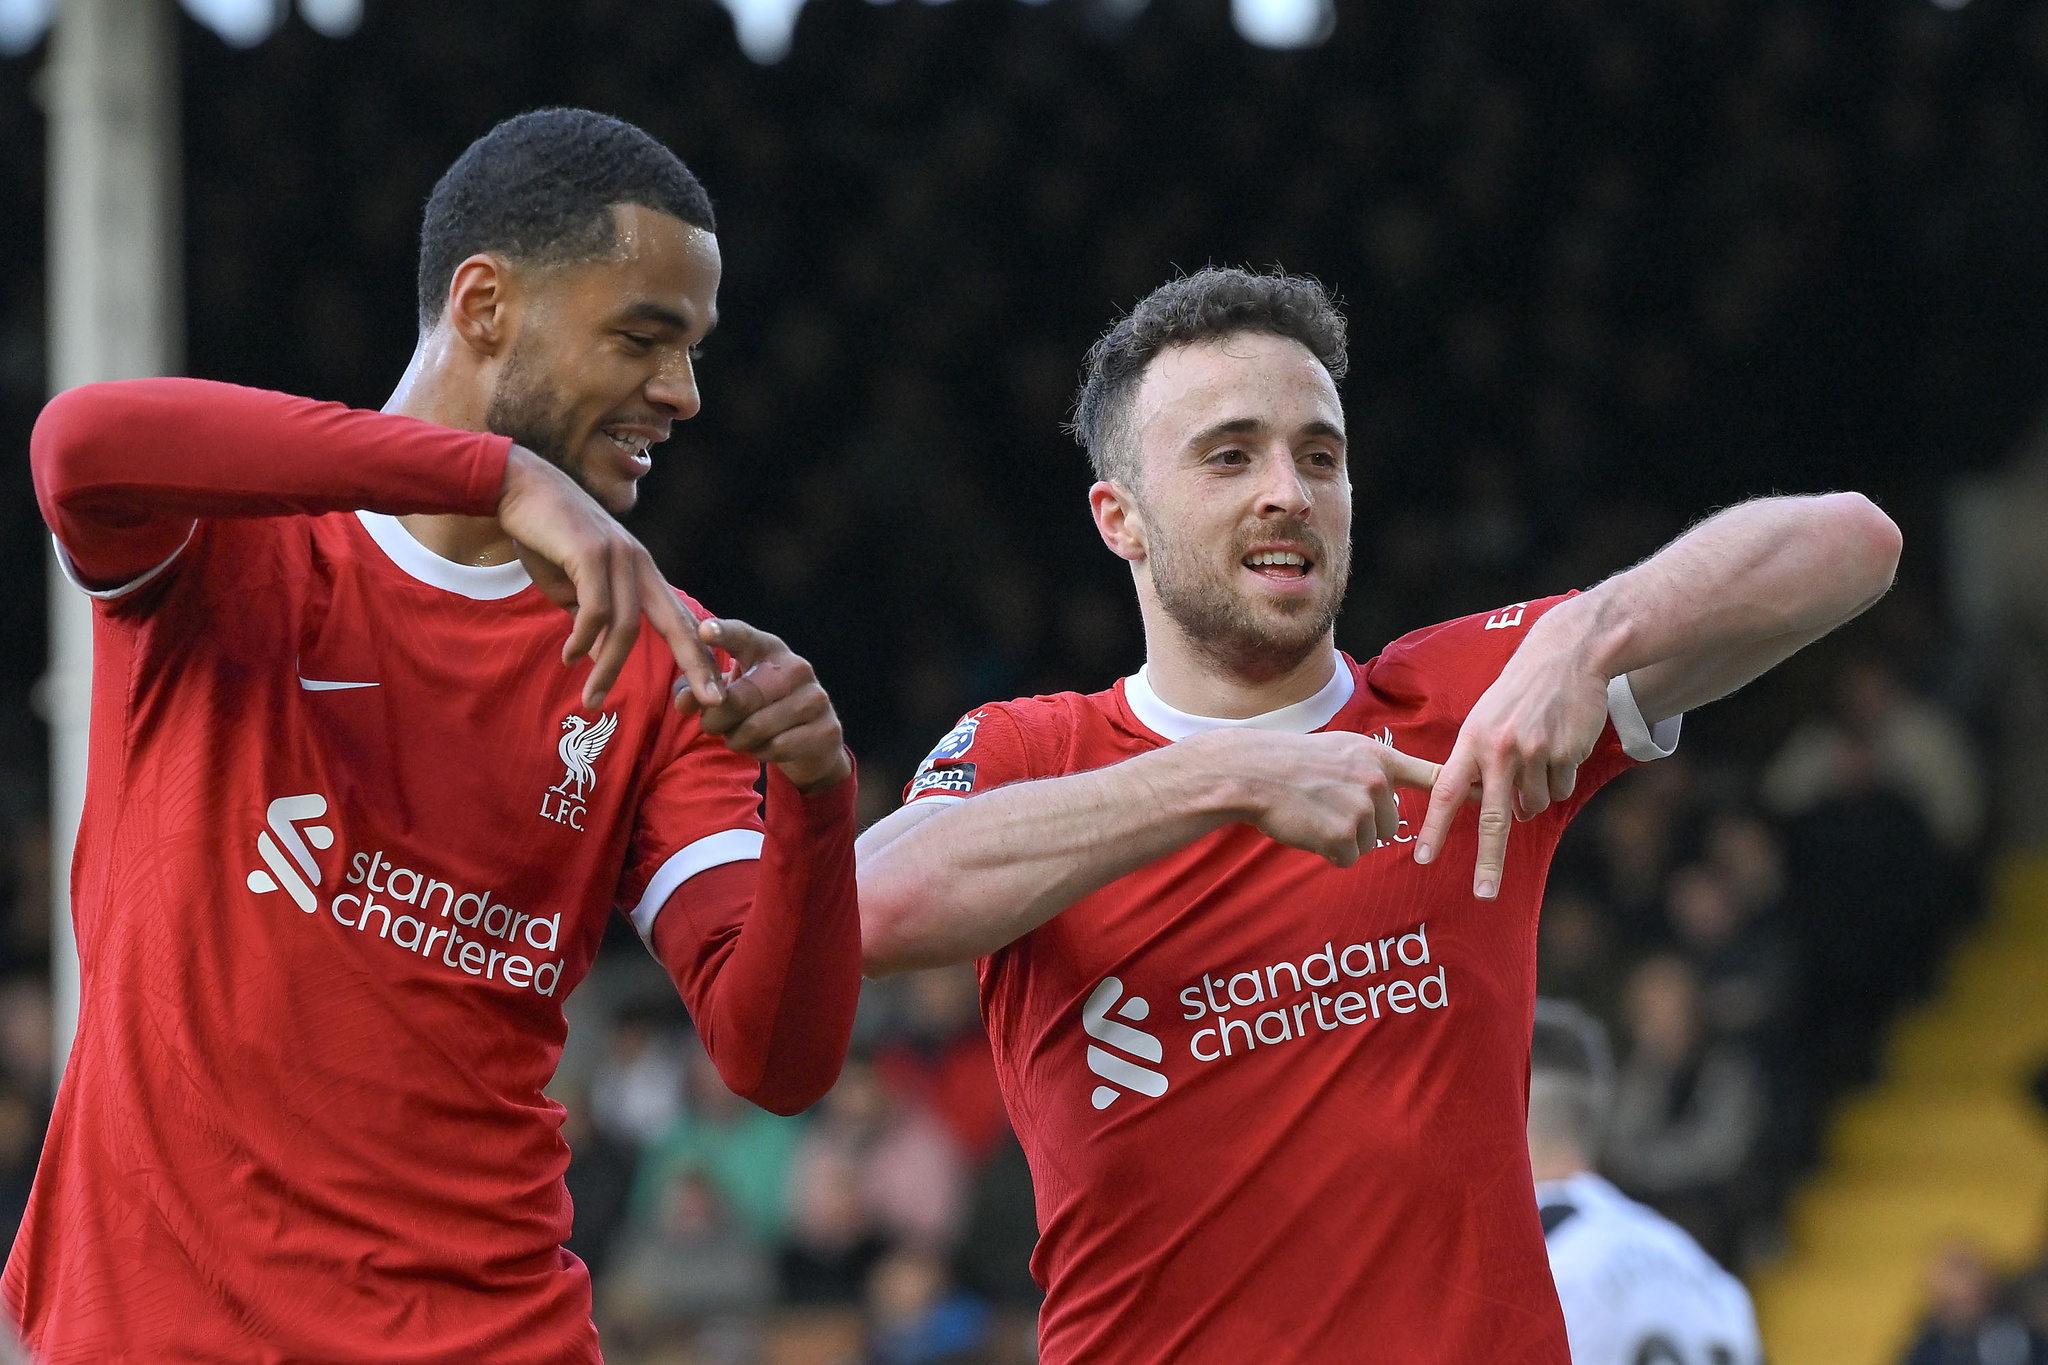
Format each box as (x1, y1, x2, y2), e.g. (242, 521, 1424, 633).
(855, 883, 923, 978)
(744, 1068, 841, 1118)
(717, 1050, 844, 1117)
(32, 381, 162, 520)
(1830, 491, 1903, 599)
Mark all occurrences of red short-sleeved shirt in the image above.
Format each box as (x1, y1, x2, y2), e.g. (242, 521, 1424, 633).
(904, 595, 1680, 1365)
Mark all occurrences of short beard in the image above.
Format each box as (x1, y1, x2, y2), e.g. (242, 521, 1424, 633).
(1148, 517, 1350, 684)
(484, 342, 596, 501)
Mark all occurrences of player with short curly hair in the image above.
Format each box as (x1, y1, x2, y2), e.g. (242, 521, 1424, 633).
(859, 265, 1900, 1363)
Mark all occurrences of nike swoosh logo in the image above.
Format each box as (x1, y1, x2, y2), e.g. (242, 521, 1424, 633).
(299, 677, 379, 691)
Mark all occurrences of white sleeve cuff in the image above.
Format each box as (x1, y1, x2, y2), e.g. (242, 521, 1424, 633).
(1607, 672, 1682, 762)
(51, 523, 196, 600)
(629, 828, 764, 944)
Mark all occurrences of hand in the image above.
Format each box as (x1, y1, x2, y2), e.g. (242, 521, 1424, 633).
(1197, 729, 1442, 867)
(1412, 607, 1611, 898)
(687, 617, 852, 792)
(496, 445, 725, 713)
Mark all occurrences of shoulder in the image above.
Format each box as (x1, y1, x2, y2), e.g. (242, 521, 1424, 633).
(904, 687, 1129, 803)
(1363, 593, 1579, 716)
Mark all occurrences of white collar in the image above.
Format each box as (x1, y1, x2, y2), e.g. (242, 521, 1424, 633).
(356, 511, 532, 601)
(1123, 655, 1355, 743)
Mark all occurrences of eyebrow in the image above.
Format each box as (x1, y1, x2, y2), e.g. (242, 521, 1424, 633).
(618, 300, 695, 334)
(1186, 416, 1347, 449)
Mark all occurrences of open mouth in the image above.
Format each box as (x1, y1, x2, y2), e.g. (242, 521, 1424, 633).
(602, 427, 655, 459)
(1243, 548, 1313, 581)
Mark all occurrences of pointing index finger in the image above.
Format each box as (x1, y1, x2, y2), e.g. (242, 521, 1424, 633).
(1413, 736, 1478, 866)
(640, 581, 723, 713)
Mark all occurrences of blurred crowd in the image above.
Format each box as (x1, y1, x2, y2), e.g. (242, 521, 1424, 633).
(3, 0, 2048, 1361)
(556, 964, 1037, 1365)
(1541, 648, 1985, 1274)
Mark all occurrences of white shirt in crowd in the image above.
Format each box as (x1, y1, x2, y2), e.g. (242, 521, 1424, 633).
(1537, 1171, 1763, 1365)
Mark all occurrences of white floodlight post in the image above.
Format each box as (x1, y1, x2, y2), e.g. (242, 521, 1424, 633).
(44, 0, 182, 1079)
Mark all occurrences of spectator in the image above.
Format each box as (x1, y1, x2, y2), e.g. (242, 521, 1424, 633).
(1537, 886, 1627, 1027)
(875, 965, 1009, 1163)
(587, 999, 690, 1150)
(1783, 732, 1946, 1089)
(560, 1087, 637, 1282)
(1763, 659, 1986, 858)
(1898, 1241, 2043, 1365)
(782, 1057, 970, 1303)
(1605, 956, 1767, 1267)
(632, 1044, 806, 1249)
(602, 1166, 777, 1346)
(1664, 863, 1791, 1042)
(866, 1248, 991, 1365)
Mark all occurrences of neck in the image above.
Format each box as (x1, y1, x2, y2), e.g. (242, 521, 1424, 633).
(384, 335, 518, 567)
(1136, 602, 1338, 721)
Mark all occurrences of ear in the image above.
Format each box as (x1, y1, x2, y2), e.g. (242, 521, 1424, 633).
(1089, 480, 1146, 563)
(444, 253, 517, 358)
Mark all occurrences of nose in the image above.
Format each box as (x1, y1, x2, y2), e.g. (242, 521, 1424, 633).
(644, 354, 702, 422)
(1253, 447, 1312, 519)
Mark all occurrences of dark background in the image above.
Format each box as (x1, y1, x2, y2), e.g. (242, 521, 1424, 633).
(1, 1, 2046, 1356)
(3, 0, 2046, 794)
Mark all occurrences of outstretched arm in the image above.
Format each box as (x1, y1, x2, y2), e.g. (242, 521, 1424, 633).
(33, 377, 722, 710)
(1414, 492, 1902, 897)
(32, 378, 510, 585)
(858, 728, 1439, 975)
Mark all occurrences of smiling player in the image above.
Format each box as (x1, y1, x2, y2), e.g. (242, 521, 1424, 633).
(12, 110, 860, 1363)
(857, 268, 1900, 1362)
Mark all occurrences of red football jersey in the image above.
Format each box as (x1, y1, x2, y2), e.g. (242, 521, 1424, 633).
(905, 596, 1680, 1364)
(14, 381, 860, 1363)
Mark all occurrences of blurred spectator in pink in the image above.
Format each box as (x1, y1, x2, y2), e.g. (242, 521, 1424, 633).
(782, 1057, 969, 1303)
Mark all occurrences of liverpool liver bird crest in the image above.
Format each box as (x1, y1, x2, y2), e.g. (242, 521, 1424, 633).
(551, 713, 618, 802)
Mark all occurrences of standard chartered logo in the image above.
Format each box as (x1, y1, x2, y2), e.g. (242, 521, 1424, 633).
(245, 793, 335, 913)
(1082, 976, 1168, 1110)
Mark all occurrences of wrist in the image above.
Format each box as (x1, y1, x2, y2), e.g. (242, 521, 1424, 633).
(1539, 590, 1635, 681)
(1161, 730, 1261, 824)
(780, 746, 854, 795)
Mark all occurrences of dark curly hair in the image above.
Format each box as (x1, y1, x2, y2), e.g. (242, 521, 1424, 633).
(1069, 267, 1349, 486)
(417, 108, 716, 328)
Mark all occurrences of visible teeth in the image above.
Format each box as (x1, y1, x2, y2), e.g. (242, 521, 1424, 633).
(1246, 551, 1308, 567)
(605, 430, 647, 454)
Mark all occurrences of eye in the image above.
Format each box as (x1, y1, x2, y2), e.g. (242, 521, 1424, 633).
(688, 343, 706, 362)
(620, 332, 657, 353)
(1212, 448, 1250, 467)
(1306, 449, 1339, 468)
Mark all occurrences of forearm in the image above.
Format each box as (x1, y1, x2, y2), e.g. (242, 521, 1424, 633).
(34, 378, 509, 583)
(858, 739, 1239, 975)
(653, 767, 860, 1115)
(1543, 493, 1900, 715)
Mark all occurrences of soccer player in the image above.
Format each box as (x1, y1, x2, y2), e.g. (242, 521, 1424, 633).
(1529, 999, 1763, 1365)
(12, 110, 862, 1363)
(856, 268, 1900, 1362)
